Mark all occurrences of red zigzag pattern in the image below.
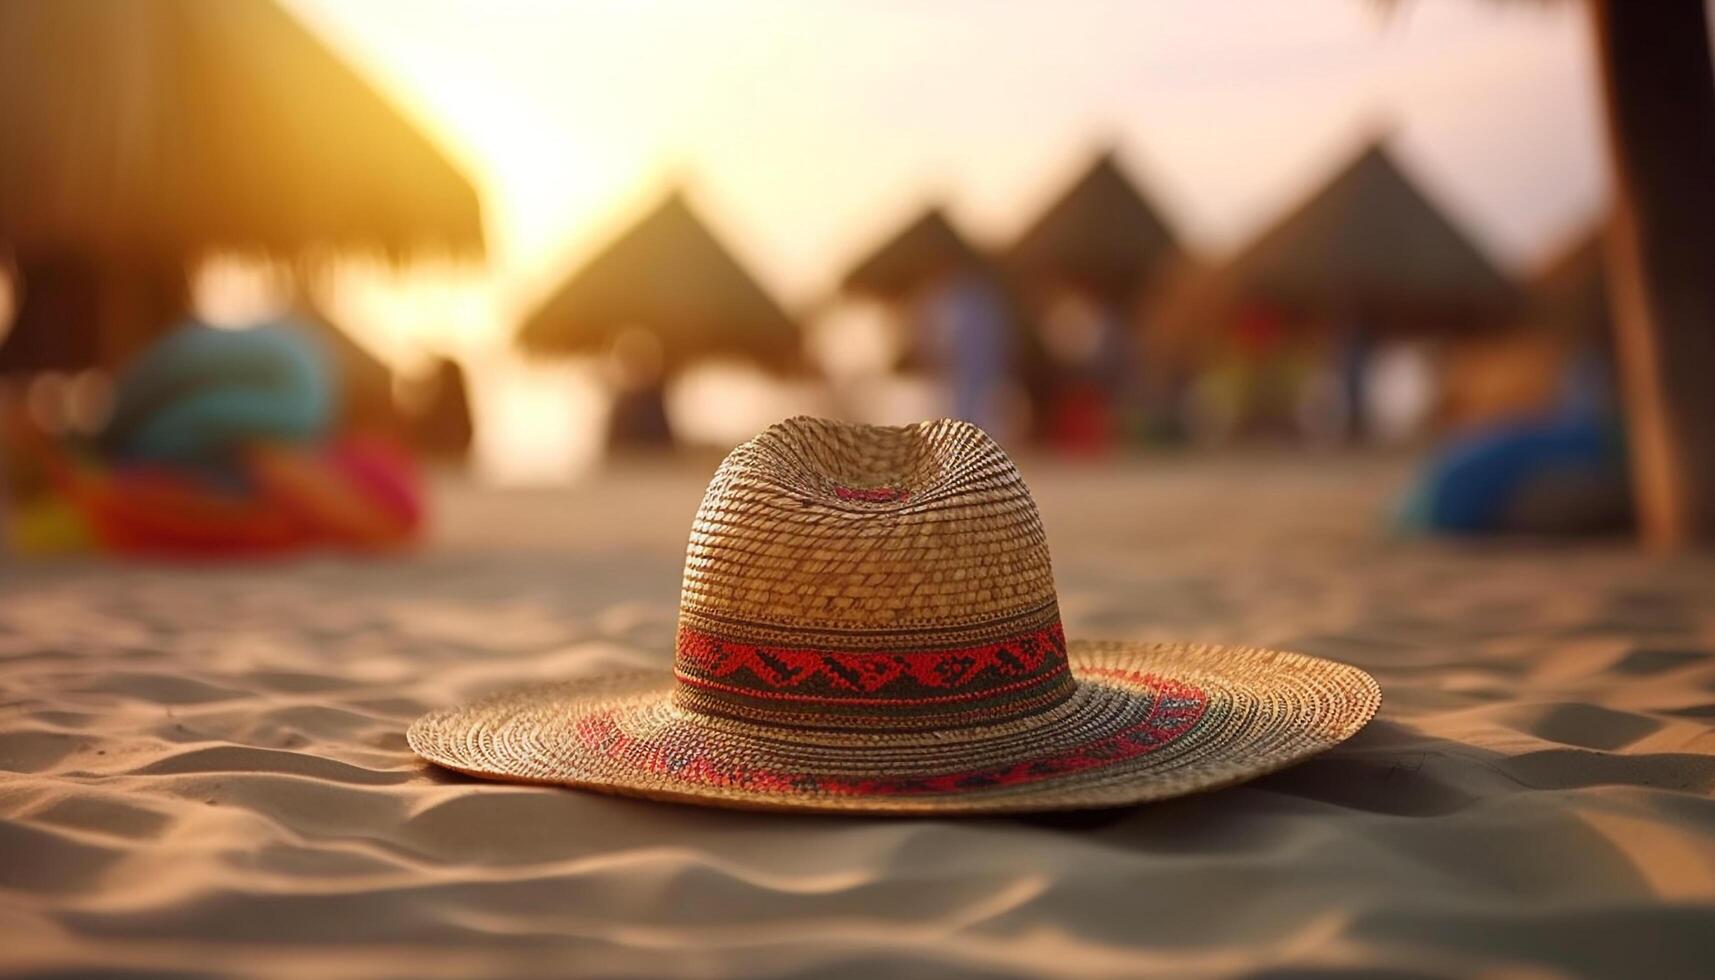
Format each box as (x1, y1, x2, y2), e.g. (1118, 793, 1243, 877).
(577, 673, 1209, 797)
(675, 623, 1067, 695)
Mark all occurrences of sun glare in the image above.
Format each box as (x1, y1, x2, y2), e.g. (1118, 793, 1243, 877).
(260, 0, 1601, 481)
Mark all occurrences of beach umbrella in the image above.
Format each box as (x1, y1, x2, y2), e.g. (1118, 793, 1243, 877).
(518, 192, 798, 374)
(837, 205, 1051, 381)
(1221, 142, 1518, 329)
(1006, 151, 1182, 304)
(842, 207, 988, 298)
(0, 0, 483, 372)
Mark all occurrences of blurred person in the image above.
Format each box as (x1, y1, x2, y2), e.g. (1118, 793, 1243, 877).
(1181, 363, 1245, 447)
(516, 192, 798, 454)
(1037, 290, 1130, 455)
(407, 355, 475, 464)
(1363, 341, 1438, 445)
(296, 303, 411, 442)
(604, 327, 673, 452)
(1333, 319, 1372, 441)
(918, 264, 1011, 439)
(1005, 152, 1183, 450)
(837, 207, 1038, 440)
(1229, 304, 1306, 441)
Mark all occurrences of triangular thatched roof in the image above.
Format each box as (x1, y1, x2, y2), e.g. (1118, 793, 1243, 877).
(518, 191, 798, 373)
(1223, 143, 1517, 321)
(0, 0, 483, 261)
(0, 0, 482, 374)
(842, 207, 988, 297)
(1006, 151, 1182, 302)
(835, 206, 1052, 377)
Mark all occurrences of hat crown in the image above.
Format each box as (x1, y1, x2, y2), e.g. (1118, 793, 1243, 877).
(673, 417, 1072, 731)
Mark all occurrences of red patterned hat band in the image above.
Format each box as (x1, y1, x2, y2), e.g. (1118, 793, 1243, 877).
(671, 603, 1076, 732)
(667, 417, 1071, 732)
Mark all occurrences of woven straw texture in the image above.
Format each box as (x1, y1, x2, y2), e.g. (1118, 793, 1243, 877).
(410, 417, 1380, 813)
(680, 415, 1055, 635)
(410, 641, 1379, 814)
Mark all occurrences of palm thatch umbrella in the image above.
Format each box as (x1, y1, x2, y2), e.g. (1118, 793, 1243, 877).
(1221, 142, 1518, 330)
(518, 191, 798, 374)
(838, 206, 1035, 374)
(1003, 152, 1183, 445)
(0, 0, 483, 373)
(1153, 140, 1520, 443)
(842, 207, 987, 298)
(1006, 151, 1182, 305)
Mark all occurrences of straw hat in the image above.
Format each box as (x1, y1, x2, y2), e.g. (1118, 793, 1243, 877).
(410, 417, 1379, 814)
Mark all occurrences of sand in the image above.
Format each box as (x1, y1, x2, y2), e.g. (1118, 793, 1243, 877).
(3, 453, 1715, 978)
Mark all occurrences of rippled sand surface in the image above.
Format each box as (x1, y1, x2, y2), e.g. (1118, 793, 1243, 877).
(4, 456, 1715, 978)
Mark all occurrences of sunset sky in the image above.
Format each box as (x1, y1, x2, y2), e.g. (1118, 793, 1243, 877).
(264, 0, 1610, 479)
(286, 0, 1607, 311)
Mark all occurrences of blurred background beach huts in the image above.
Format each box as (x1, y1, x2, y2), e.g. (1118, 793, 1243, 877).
(1006, 151, 1185, 452)
(0, 0, 480, 444)
(2, 0, 1713, 549)
(518, 191, 801, 452)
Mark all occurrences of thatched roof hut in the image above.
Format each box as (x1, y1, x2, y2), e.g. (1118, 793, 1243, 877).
(1006, 151, 1182, 304)
(839, 206, 1023, 374)
(835, 205, 1052, 379)
(842, 207, 988, 298)
(1220, 142, 1518, 329)
(518, 191, 798, 374)
(0, 0, 483, 372)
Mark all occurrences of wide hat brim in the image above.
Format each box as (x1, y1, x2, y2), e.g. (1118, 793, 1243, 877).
(409, 641, 1380, 815)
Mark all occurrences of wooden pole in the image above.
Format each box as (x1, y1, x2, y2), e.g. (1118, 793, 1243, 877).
(1590, 0, 1715, 548)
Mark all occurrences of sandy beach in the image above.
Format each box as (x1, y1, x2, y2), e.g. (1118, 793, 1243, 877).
(4, 454, 1715, 978)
